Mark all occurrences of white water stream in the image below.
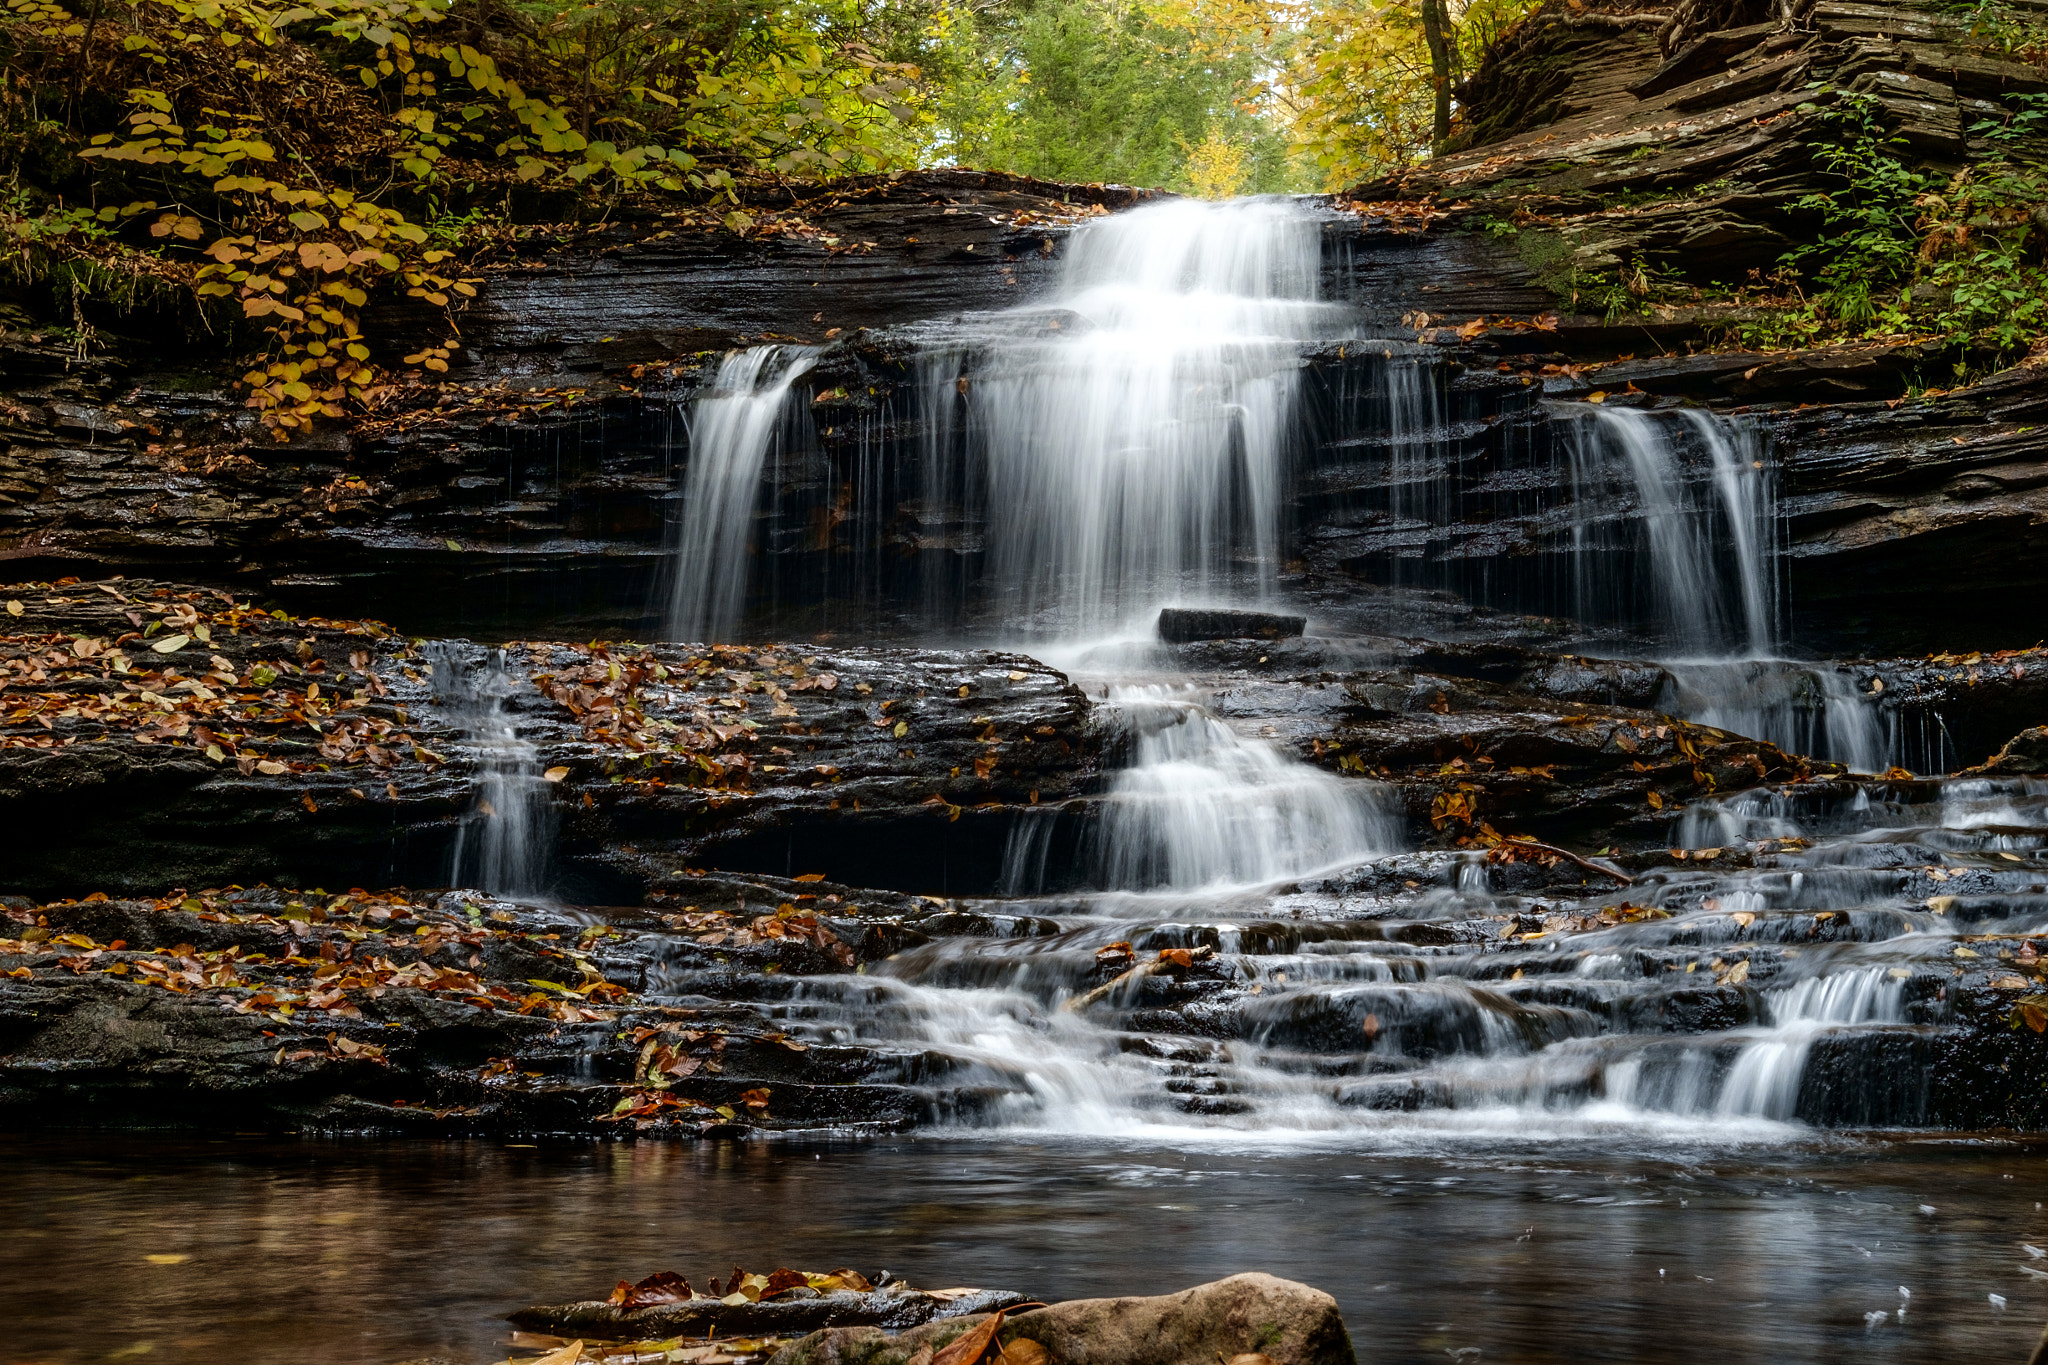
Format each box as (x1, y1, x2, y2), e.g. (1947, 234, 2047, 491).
(650, 197, 2016, 1143)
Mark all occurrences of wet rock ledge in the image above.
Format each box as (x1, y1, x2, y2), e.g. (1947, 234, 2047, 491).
(0, 577, 1100, 898)
(0, 875, 1024, 1136)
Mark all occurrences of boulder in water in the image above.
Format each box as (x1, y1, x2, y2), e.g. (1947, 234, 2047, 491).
(772, 1273, 1354, 1365)
(1159, 609, 1307, 644)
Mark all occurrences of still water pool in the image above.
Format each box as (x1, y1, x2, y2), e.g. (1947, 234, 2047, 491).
(5, 1132, 2046, 1365)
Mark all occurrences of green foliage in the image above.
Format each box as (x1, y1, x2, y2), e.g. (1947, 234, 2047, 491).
(1919, 160, 2048, 353)
(1734, 90, 2048, 365)
(1969, 89, 2048, 145)
(0, 0, 923, 436)
(1781, 93, 1930, 324)
(923, 0, 1299, 194)
(1288, 0, 1540, 189)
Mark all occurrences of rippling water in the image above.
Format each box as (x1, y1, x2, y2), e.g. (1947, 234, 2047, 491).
(5, 1134, 2046, 1365)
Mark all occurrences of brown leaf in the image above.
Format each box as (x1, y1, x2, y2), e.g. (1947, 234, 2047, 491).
(932, 1311, 1008, 1365)
(999, 1342, 1048, 1365)
(1158, 948, 1194, 969)
(762, 1267, 809, 1298)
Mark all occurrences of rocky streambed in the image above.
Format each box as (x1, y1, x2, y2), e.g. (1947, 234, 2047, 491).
(4, 580, 2046, 1139)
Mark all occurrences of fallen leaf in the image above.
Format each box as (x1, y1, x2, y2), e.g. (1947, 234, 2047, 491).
(152, 634, 191, 654)
(932, 1311, 1007, 1365)
(144, 1254, 190, 1265)
(543, 766, 571, 782)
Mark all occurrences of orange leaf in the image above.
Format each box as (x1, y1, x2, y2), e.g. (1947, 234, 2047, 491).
(932, 1311, 1008, 1365)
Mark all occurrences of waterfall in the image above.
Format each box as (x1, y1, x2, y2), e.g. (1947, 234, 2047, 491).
(628, 196, 2017, 1142)
(429, 643, 554, 896)
(1555, 404, 1933, 771)
(1561, 404, 1778, 656)
(941, 196, 1339, 634)
(1012, 686, 1399, 892)
(668, 345, 817, 642)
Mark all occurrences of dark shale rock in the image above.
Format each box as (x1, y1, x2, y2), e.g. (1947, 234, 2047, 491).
(0, 880, 1018, 1137)
(0, 580, 1101, 899)
(1157, 607, 1307, 643)
(1964, 726, 2048, 775)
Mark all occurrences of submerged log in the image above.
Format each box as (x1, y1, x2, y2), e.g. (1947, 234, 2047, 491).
(509, 1286, 1032, 1341)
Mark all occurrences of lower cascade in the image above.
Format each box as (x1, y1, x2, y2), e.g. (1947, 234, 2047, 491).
(731, 772, 2041, 1137)
(429, 642, 555, 898)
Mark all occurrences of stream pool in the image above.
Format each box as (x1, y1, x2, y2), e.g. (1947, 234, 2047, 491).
(5, 1132, 2045, 1365)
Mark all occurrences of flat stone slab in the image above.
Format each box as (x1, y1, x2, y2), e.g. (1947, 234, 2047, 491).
(1159, 608, 1307, 643)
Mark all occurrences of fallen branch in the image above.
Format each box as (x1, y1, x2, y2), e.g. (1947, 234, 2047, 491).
(1490, 836, 1635, 885)
(1064, 945, 1216, 1012)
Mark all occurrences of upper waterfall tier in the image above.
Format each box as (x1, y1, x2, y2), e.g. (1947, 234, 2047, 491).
(657, 197, 1793, 664)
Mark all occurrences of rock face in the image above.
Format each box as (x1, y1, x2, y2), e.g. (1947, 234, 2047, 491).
(771, 1274, 1356, 1365)
(0, 876, 998, 1137)
(0, 580, 1101, 899)
(1157, 608, 1308, 643)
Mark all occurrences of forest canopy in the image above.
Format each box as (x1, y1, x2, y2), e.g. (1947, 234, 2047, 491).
(0, 0, 1529, 427)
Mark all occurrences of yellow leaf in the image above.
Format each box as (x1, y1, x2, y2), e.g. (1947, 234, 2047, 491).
(1586, 391, 1607, 404)
(4, 601, 20, 616)
(543, 766, 570, 782)
(893, 720, 908, 738)
(144, 1254, 190, 1265)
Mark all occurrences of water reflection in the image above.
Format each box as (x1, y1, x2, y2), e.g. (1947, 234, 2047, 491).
(4, 1136, 2046, 1365)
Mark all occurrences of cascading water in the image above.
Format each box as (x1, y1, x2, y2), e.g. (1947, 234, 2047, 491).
(923, 197, 1339, 634)
(653, 196, 2022, 1142)
(1562, 404, 1773, 657)
(429, 643, 554, 897)
(668, 345, 817, 642)
(1555, 403, 1922, 772)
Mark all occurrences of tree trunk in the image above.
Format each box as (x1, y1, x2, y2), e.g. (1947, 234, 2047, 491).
(578, 27, 594, 140)
(1421, 0, 1453, 155)
(65, 0, 106, 118)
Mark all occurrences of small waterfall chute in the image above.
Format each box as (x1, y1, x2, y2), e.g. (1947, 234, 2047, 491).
(668, 345, 818, 643)
(429, 643, 555, 897)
